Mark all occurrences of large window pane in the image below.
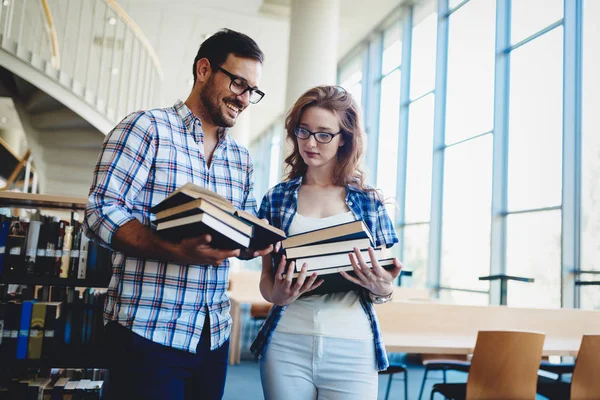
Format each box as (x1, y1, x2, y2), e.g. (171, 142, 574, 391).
(506, 210, 561, 308)
(511, 0, 563, 45)
(405, 94, 434, 223)
(507, 29, 563, 211)
(581, 0, 600, 309)
(376, 69, 401, 221)
(440, 135, 493, 291)
(402, 224, 429, 289)
(382, 22, 402, 76)
(445, 0, 495, 144)
(410, 7, 437, 99)
(339, 55, 363, 106)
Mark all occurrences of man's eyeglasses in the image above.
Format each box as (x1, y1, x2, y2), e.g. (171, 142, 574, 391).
(294, 127, 342, 144)
(217, 67, 265, 104)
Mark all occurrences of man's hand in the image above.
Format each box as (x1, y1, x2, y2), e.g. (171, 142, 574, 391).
(269, 255, 323, 306)
(177, 234, 241, 265)
(238, 244, 274, 260)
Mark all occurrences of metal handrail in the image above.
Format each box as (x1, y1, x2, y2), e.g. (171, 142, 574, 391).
(40, 0, 60, 69)
(0, 0, 163, 125)
(104, 0, 162, 78)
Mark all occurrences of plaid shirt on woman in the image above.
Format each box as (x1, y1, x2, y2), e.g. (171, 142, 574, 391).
(84, 100, 257, 353)
(250, 176, 399, 371)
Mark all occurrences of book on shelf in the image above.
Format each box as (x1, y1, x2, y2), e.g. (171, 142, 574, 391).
(152, 182, 285, 250)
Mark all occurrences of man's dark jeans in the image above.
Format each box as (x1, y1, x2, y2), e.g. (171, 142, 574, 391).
(104, 320, 229, 400)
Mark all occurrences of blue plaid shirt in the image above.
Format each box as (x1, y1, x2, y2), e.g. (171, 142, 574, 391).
(85, 100, 257, 353)
(250, 176, 398, 370)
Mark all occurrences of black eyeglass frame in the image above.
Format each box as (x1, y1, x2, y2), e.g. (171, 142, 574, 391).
(217, 66, 265, 104)
(294, 127, 342, 144)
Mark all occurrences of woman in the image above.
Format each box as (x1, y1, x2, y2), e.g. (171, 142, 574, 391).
(251, 85, 403, 400)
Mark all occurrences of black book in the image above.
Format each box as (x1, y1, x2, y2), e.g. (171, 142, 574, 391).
(41, 302, 60, 359)
(4, 219, 29, 277)
(2, 302, 21, 359)
(68, 223, 82, 279)
(157, 213, 251, 250)
(44, 220, 59, 277)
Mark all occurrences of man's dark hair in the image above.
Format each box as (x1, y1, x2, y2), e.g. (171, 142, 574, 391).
(192, 28, 264, 85)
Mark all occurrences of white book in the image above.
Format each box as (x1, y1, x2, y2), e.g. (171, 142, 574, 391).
(78, 235, 90, 279)
(293, 248, 388, 272)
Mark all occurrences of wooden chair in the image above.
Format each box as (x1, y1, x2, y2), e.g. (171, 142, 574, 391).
(537, 335, 600, 400)
(431, 330, 545, 400)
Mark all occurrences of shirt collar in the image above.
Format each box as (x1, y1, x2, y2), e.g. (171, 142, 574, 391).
(174, 100, 228, 145)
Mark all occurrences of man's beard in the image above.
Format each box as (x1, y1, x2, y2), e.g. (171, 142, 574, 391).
(199, 78, 243, 128)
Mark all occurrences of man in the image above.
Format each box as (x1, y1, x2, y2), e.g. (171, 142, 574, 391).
(84, 29, 271, 400)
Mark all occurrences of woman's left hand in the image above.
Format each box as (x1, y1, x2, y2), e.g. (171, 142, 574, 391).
(340, 247, 403, 296)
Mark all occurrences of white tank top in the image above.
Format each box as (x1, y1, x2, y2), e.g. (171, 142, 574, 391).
(275, 211, 373, 340)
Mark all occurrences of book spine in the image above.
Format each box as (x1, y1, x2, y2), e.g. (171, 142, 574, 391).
(16, 300, 34, 359)
(0, 221, 9, 276)
(77, 235, 89, 280)
(60, 226, 74, 278)
(24, 220, 42, 276)
(27, 303, 46, 359)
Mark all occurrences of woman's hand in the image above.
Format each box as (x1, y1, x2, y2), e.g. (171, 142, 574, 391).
(269, 255, 323, 306)
(340, 247, 403, 296)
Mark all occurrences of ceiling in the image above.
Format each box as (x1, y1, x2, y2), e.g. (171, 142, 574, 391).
(118, 0, 405, 142)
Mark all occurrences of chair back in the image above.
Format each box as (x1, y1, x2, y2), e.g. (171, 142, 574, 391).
(571, 335, 600, 400)
(466, 330, 545, 400)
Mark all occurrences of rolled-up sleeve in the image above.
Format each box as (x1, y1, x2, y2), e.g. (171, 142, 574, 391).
(375, 201, 399, 248)
(84, 111, 156, 248)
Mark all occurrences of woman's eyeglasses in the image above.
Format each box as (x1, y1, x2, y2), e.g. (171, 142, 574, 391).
(294, 127, 341, 144)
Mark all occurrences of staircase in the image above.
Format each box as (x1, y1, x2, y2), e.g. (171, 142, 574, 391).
(0, 0, 162, 196)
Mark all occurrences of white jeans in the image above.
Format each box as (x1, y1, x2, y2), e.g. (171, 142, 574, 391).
(259, 331, 378, 400)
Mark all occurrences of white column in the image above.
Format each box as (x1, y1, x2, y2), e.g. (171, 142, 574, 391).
(280, 0, 340, 177)
(285, 0, 340, 109)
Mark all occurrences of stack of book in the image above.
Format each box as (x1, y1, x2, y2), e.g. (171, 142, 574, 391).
(151, 183, 286, 250)
(281, 220, 396, 295)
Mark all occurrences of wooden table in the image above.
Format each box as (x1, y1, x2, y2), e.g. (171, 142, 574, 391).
(227, 271, 269, 365)
(376, 300, 600, 356)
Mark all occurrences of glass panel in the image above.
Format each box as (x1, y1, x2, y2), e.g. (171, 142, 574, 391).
(376, 69, 401, 221)
(402, 224, 429, 289)
(580, 286, 600, 310)
(581, 0, 600, 300)
(410, 9, 437, 99)
(449, 0, 466, 10)
(339, 55, 363, 106)
(440, 135, 493, 291)
(507, 29, 563, 211)
(445, 0, 495, 143)
(268, 125, 282, 189)
(439, 289, 490, 306)
(382, 22, 402, 76)
(506, 210, 561, 308)
(511, 0, 564, 45)
(405, 94, 435, 223)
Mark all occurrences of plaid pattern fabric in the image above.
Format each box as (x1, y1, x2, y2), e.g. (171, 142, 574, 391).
(250, 176, 399, 371)
(84, 100, 257, 352)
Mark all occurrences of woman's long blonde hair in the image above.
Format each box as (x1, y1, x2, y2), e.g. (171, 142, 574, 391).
(284, 85, 371, 192)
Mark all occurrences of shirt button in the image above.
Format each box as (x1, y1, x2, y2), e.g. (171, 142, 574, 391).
(348, 201, 353, 206)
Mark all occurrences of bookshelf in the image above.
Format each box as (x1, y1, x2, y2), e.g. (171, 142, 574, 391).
(0, 192, 87, 211)
(0, 191, 110, 372)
